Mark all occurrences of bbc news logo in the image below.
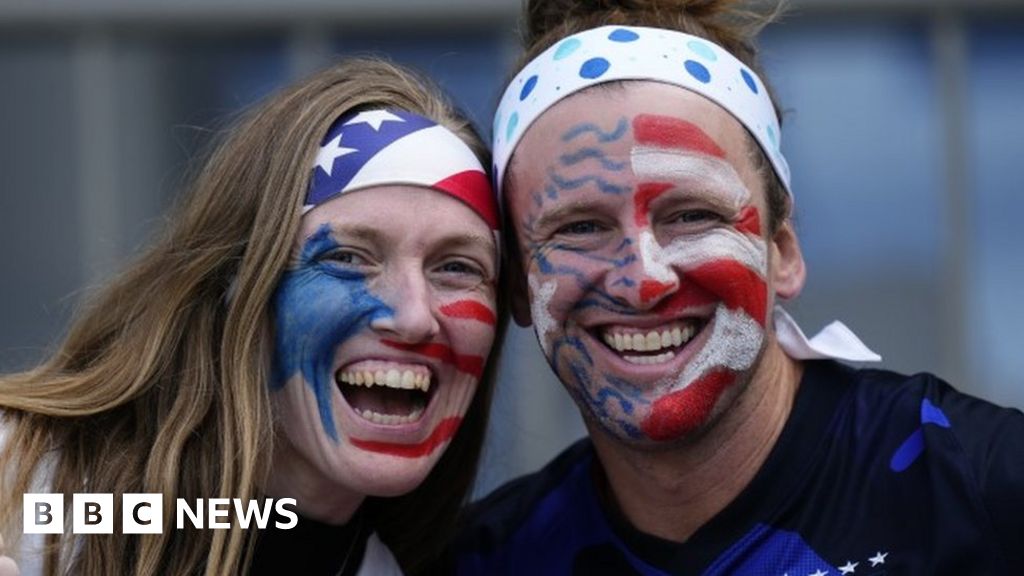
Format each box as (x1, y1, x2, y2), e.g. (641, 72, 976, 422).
(24, 494, 298, 534)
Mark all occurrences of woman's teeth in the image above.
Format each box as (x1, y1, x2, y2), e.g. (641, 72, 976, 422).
(337, 368, 431, 393)
(601, 323, 697, 353)
(356, 407, 424, 425)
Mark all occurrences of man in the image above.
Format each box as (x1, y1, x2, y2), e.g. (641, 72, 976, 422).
(444, 18, 1024, 576)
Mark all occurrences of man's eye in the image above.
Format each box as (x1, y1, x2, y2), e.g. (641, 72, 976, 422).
(672, 210, 721, 224)
(556, 221, 601, 235)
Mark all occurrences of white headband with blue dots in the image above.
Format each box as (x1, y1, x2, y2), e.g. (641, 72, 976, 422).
(493, 25, 792, 197)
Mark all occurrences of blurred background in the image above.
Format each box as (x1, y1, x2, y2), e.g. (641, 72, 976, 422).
(1, 0, 1022, 497)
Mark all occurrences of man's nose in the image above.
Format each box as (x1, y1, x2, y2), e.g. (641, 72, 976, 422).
(370, 269, 440, 343)
(603, 230, 680, 310)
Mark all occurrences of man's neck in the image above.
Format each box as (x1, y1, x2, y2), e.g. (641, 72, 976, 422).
(590, 343, 803, 543)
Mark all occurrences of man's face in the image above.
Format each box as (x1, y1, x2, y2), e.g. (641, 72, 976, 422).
(507, 82, 790, 445)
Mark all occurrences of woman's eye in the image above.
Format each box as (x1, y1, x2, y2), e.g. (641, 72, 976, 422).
(556, 220, 602, 235)
(321, 250, 367, 266)
(438, 260, 483, 277)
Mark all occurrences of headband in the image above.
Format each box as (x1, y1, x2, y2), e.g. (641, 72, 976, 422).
(306, 108, 499, 232)
(493, 25, 791, 197)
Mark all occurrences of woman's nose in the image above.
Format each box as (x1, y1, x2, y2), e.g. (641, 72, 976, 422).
(369, 269, 440, 343)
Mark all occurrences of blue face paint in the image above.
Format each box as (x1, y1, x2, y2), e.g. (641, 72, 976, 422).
(271, 224, 393, 441)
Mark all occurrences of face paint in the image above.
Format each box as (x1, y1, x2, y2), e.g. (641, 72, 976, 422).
(272, 224, 392, 441)
(270, 185, 498, 502)
(349, 417, 463, 458)
(508, 84, 772, 444)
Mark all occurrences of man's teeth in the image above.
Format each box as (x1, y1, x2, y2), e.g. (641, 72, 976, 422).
(337, 369, 431, 393)
(624, 351, 675, 365)
(357, 407, 424, 425)
(602, 325, 696, 353)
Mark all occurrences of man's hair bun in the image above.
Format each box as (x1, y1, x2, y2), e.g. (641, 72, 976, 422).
(524, 0, 750, 49)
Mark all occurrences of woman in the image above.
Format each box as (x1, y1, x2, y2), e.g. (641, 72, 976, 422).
(0, 57, 505, 575)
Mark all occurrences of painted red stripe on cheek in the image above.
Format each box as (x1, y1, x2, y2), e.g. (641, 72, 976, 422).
(380, 340, 484, 378)
(641, 369, 735, 441)
(735, 205, 762, 236)
(350, 416, 462, 458)
(686, 260, 768, 326)
(633, 114, 726, 158)
(640, 280, 676, 304)
(634, 182, 674, 227)
(440, 300, 497, 326)
(650, 281, 717, 315)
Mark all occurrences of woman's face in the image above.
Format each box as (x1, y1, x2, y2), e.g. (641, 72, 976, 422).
(270, 185, 497, 514)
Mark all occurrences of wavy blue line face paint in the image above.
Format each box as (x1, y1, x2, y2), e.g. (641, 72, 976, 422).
(272, 224, 393, 441)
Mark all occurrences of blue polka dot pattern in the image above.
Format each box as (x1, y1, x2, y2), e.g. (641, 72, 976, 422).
(687, 39, 718, 61)
(520, 75, 538, 101)
(492, 25, 793, 200)
(608, 29, 639, 42)
(580, 57, 611, 79)
(554, 38, 581, 60)
(506, 112, 519, 142)
(684, 60, 711, 83)
(741, 68, 759, 94)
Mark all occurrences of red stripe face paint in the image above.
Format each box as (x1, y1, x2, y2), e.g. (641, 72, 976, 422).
(381, 339, 485, 379)
(634, 182, 674, 227)
(632, 114, 726, 159)
(440, 300, 497, 326)
(350, 417, 462, 458)
(642, 369, 735, 441)
(735, 205, 762, 237)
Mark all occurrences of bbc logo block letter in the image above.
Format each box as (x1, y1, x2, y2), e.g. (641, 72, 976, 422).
(123, 494, 163, 534)
(24, 494, 64, 534)
(73, 493, 114, 534)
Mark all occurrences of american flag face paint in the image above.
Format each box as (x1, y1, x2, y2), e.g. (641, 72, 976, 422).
(507, 84, 772, 444)
(271, 185, 497, 498)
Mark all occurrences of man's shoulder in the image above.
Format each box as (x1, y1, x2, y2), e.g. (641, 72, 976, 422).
(458, 438, 594, 546)
(812, 359, 1022, 431)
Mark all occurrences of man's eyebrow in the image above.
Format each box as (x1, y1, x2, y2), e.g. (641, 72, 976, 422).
(534, 201, 609, 232)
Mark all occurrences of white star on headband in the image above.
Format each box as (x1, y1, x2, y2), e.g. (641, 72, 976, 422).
(343, 110, 405, 131)
(315, 132, 357, 176)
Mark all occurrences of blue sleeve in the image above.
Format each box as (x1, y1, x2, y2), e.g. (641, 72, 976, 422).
(931, 381, 1024, 569)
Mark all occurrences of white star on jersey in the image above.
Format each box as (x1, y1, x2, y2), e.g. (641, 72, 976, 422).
(869, 552, 888, 567)
(343, 110, 404, 131)
(839, 560, 857, 574)
(315, 133, 357, 176)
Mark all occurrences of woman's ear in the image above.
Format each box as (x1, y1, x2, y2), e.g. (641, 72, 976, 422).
(772, 220, 806, 300)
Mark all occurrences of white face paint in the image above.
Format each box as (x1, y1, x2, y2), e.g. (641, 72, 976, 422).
(631, 148, 751, 212)
(529, 275, 559, 356)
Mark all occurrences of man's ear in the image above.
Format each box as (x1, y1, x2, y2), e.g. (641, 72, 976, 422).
(507, 255, 534, 327)
(772, 220, 806, 300)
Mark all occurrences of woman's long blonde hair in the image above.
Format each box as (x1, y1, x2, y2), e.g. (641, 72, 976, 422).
(0, 57, 502, 575)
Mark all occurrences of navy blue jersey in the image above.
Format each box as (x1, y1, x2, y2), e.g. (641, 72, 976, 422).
(445, 360, 1024, 575)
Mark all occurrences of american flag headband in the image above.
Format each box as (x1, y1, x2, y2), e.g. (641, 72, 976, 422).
(305, 108, 500, 254)
(493, 25, 792, 200)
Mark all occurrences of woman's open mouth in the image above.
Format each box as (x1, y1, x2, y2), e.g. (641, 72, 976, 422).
(335, 360, 436, 425)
